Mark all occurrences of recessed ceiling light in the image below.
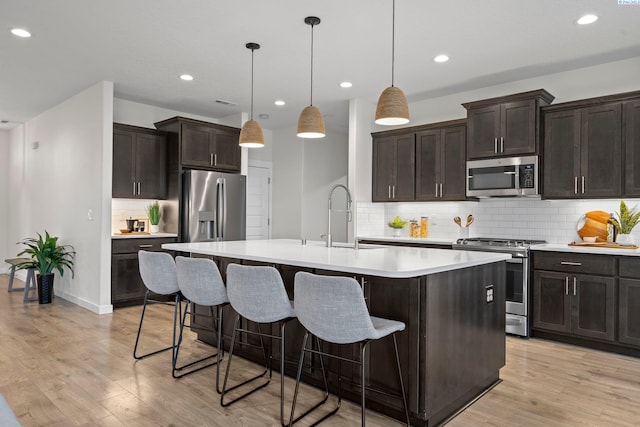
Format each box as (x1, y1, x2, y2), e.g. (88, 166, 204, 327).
(434, 54, 449, 63)
(577, 14, 598, 25)
(274, 100, 285, 106)
(340, 81, 353, 88)
(180, 74, 194, 81)
(11, 28, 31, 38)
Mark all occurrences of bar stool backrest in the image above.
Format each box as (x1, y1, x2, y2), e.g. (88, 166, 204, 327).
(175, 256, 229, 306)
(138, 251, 179, 295)
(294, 272, 376, 344)
(226, 264, 295, 323)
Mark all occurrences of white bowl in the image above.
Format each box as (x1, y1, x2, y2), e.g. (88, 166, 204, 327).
(583, 236, 597, 243)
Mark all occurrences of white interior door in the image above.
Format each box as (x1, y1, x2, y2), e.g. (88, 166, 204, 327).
(246, 163, 272, 240)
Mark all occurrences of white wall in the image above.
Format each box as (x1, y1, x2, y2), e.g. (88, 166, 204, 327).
(351, 56, 640, 242)
(7, 82, 114, 313)
(272, 125, 349, 242)
(0, 131, 9, 272)
(113, 98, 221, 128)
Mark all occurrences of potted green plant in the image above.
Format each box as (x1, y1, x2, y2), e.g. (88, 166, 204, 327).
(610, 200, 640, 245)
(16, 231, 75, 304)
(146, 201, 161, 234)
(388, 216, 408, 237)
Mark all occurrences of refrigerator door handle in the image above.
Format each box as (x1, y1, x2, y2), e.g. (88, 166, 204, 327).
(216, 177, 225, 241)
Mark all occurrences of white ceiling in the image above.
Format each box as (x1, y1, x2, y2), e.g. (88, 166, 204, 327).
(1, 0, 639, 132)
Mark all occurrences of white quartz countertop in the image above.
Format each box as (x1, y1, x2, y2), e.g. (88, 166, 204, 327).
(162, 239, 510, 278)
(112, 232, 178, 239)
(357, 236, 455, 246)
(532, 243, 640, 257)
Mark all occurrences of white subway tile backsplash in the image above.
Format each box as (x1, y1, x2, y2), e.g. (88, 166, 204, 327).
(356, 198, 640, 244)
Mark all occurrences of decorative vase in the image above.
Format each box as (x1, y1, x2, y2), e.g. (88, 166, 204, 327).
(616, 233, 634, 245)
(149, 224, 160, 234)
(37, 273, 55, 304)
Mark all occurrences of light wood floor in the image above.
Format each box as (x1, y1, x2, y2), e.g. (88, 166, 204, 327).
(1, 275, 639, 427)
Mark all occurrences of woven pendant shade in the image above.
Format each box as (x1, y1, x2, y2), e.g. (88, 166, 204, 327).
(297, 105, 325, 138)
(375, 86, 410, 125)
(239, 119, 264, 147)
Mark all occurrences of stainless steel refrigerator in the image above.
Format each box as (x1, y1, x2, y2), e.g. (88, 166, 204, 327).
(182, 170, 246, 242)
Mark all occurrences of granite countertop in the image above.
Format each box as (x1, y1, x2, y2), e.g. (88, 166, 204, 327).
(112, 232, 178, 239)
(532, 243, 640, 257)
(162, 239, 510, 278)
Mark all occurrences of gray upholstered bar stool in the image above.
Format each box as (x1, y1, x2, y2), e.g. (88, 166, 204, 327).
(174, 256, 229, 382)
(290, 272, 410, 426)
(134, 251, 182, 361)
(222, 263, 329, 426)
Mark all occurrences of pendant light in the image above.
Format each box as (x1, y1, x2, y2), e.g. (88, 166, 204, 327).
(297, 16, 325, 139)
(239, 42, 264, 148)
(375, 0, 410, 126)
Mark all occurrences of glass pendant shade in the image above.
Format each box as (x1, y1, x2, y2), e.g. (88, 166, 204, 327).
(239, 119, 264, 147)
(297, 105, 325, 138)
(375, 86, 410, 125)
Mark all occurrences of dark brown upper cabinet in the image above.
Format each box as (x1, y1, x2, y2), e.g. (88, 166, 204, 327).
(542, 94, 628, 199)
(463, 89, 554, 159)
(154, 116, 241, 173)
(624, 99, 640, 197)
(372, 133, 415, 202)
(415, 121, 467, 201)
(112, 123, 167, 199)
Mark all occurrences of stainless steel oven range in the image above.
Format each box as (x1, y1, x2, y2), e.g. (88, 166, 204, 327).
(452, 237, 546, 337)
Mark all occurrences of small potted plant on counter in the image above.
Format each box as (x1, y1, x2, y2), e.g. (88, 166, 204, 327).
(610, 200, 640, 245)
(17, 231, 75, 304)
(146, 201, 161, 234)
(388, 216, 408, 237)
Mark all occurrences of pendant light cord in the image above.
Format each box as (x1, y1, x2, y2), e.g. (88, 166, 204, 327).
(391, 0, 396, 87)
(250, 47, 255, 120)
(310, 22, 315, 106)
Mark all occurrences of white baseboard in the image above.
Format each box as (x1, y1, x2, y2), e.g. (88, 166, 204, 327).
(55, 291, 114, 314)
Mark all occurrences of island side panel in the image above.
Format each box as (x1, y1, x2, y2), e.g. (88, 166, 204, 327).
(423, 261, 506, 425)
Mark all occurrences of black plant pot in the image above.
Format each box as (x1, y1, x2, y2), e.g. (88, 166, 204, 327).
(37, 273, 55, 304)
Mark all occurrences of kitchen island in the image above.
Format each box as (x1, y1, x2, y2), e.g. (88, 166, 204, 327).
(163, 239, 509, 426)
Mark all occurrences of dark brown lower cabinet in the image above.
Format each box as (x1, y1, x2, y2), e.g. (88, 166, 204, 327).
(532, 251, 640, 357)
(619, 279, 640, 347)
(192, 259, 505, 427)
(111, 237, 176, 308)
(533, 271, 615, 342)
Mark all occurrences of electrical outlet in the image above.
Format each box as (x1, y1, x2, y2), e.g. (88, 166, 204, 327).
(485, 285, 494, 303)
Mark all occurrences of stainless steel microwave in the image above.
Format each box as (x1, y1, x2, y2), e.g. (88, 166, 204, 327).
(466, 155, 539, 197)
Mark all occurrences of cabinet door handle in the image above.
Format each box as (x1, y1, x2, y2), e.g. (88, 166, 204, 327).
(210, 153, 214, 166)
(574, 176, 578, 194)
(500, 137, 504, 153)
(388, 185, 391, 199)
(439, 183, 443, 198)
(435, 183, 439, 198)
(494, 138, 498, 153)
(214, 154, 217, 166)
(560, 261, 582, 266)
(392, 185, 396, 199)
(137, 182, 141, 195)
(573, 277, 577, 296)
(139, 244, 153, 248)
(565, 277, 569, 295)
(581, 176, 585, 194)
(133, 182, 136, 196)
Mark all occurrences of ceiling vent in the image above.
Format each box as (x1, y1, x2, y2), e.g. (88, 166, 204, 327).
(215, 99, 237, 106)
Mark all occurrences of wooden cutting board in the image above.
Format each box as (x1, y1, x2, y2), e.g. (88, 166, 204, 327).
(576, 210, 610, 242)
(569, 241, 638, 249)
